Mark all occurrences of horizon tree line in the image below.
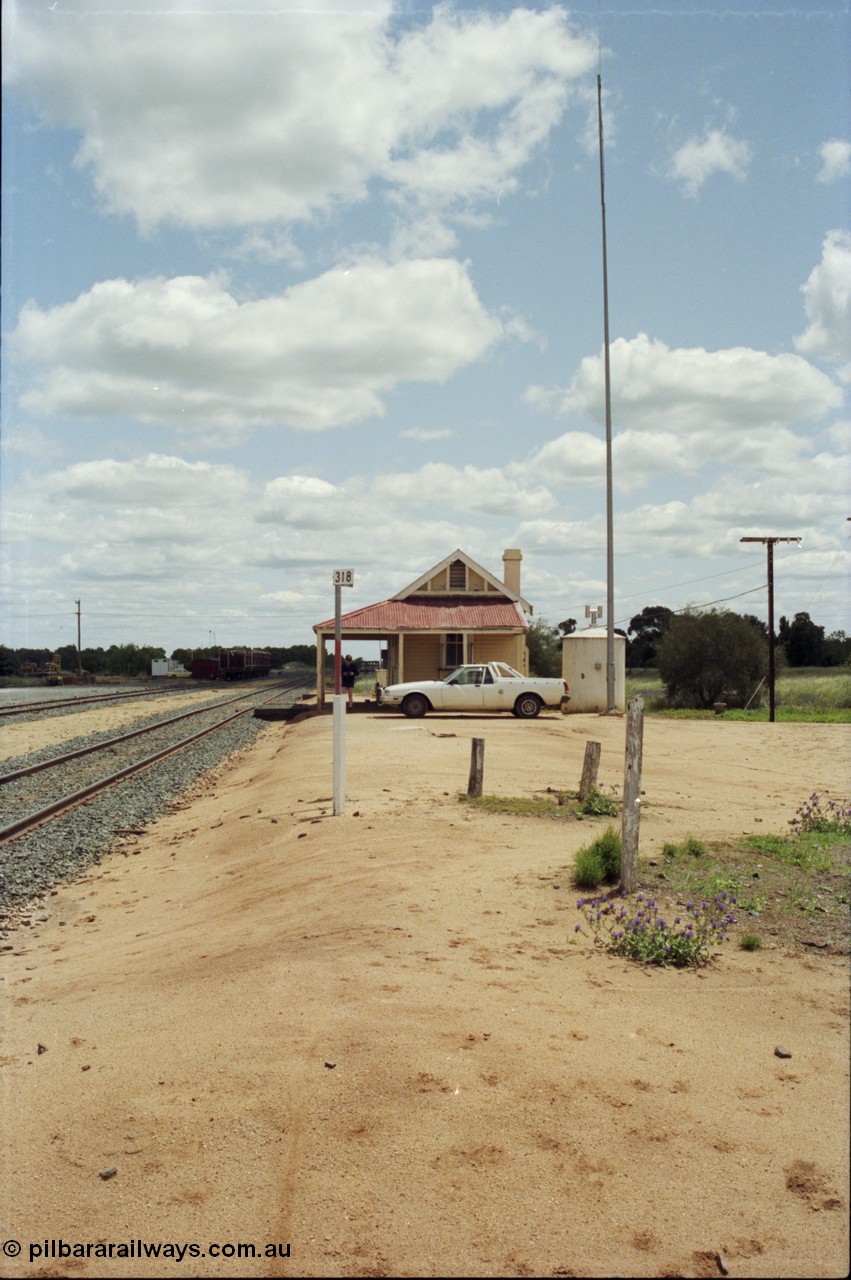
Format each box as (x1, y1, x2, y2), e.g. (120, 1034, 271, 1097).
(1, 608, 848, 684)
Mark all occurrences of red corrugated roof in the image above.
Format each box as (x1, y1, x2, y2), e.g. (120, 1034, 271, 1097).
(314, 597, 526, 634)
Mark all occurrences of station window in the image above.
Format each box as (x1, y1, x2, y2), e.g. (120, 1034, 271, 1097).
(445, 633, 464, 666)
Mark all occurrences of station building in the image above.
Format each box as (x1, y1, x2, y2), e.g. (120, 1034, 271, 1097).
(312, 548, 531, 707)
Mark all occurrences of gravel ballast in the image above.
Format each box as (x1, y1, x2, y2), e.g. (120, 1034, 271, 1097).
(0, 684, 311, 924)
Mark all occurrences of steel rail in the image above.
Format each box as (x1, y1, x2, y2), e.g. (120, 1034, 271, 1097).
(0, 678, 304, 785)
(0, 682, 311, 846)
(0, 687, 179, 718)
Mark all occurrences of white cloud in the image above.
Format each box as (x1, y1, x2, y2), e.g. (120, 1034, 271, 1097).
(5, 0, 596, 242)
(613, 466, 849, 562)
(514, 423, 749, 492)
(13, 261, 503, 432)
(258, 462, 556, 526)
(610, 430, 691, 488)
(1, 451, 257, 610)
(44, 452, 248, 506)
(14, 454, 251, 552)
(4, 420, 848, 646)
(513, 516, 605, 556)
(371, 462, 555, 518)
(668, 128, 752, 198)
(0, 423, 63, 464)
(515, 430, 605, 488)
(817, 139, 851, 184)
(794, 229, 851, 379)
(259, 475, 359, 532)
(827, 418, 851, 451)
(520, 335, 843, 494)
(400, 427, 454, 442)
(554, 333, 842, 437)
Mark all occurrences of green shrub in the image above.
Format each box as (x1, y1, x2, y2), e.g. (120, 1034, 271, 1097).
(656, 608, 767, 709)
(573, 847, 605, 888)
(578, 787, 618, 816)
(595, 826, 622, 880)
(739, 934, 762, 951)
(573, 827, 621, 888)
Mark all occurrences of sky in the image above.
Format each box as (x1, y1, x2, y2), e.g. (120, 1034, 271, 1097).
(2, 0, 849, 660)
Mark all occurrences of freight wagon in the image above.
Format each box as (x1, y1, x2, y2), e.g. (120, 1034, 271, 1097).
(190, 649, 272, 681)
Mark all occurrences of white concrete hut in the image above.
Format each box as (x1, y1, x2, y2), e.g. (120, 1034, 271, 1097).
(562, 625, 626, 713)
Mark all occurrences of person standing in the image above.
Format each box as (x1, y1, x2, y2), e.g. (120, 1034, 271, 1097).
(341, 654, 358, 708)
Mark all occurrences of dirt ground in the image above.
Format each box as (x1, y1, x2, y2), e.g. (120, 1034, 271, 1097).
(1, 704, 849, 1279)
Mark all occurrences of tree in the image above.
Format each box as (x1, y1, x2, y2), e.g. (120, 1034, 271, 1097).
(823, 630, 851, 667)
(102, 643, 166, 678)
(81, 647, 107, 675)
(627, 605, 673, 668)
(526, 618, 563, 677)
(57, 644, 80, 673)
(740, 614, 769, 643)
(656, 608, 767, 709)
(779, 612, 824, 667)
(269, 644, 317, 667)
(0, 646, 19, 677)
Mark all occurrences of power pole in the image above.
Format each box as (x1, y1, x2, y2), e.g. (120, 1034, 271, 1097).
(75, 599, 82, 680)
(740, 536, 801, 722)
(597, 73, 616, 713)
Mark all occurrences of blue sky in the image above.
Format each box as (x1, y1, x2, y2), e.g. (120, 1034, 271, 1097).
(2, 0, 849, 658)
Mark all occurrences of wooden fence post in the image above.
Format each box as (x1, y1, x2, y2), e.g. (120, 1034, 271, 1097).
(578, 740, 602, 801)
(620, 696, 644, 893)
(467, 738, 485, 798)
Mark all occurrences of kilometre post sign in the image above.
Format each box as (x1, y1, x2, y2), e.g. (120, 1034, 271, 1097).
(333, 569, 354, 587)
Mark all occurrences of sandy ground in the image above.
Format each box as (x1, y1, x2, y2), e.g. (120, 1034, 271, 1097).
(1, 705, 849, 1279)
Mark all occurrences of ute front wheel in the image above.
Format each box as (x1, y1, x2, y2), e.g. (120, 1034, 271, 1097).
(401, 693, 429, 718)
(514, 693, 542, 719)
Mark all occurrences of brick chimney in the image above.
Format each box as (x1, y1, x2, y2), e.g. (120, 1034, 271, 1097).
(502, 548, 522, 597)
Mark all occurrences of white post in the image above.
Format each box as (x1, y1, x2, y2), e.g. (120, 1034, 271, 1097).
(331, 569, 354, 816)
(333, 691, 346, 815)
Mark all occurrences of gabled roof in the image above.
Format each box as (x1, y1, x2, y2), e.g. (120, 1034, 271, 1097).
(394, 547, 530, 610)
(314, 597, 527, 637)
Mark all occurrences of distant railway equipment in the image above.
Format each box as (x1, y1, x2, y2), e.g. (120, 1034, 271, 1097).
(190, 649, 272, 681)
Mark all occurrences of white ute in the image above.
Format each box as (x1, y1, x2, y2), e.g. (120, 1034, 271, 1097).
(378, 662, 570, 719)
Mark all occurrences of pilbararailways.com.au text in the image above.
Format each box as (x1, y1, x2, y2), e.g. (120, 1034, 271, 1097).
(21, 1239, 291, 1264)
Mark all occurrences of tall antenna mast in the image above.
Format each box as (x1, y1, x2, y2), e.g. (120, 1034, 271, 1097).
(597, 71, 616, 712)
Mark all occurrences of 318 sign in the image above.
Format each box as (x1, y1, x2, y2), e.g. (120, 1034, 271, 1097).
(332, 568, 354, 587)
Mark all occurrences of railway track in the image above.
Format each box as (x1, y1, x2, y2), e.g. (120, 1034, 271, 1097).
(0, 678, 310, 846)
(0, 685, 183, 719)
(1, 684, 285, 786)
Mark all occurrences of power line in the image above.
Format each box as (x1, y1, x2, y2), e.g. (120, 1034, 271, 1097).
(807, 531, 851, 600)
(613, 582, 766, 628)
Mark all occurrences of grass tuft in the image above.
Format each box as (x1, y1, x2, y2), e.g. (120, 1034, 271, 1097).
(662, 836, 708, 860)
(572, 827, 621, 888)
